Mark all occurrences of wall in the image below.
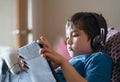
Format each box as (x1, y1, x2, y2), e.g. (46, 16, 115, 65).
(0, 0, 16, 47)
(32, 0, 44, 40)
(32, 0, 120, 46)
(1, 0, 120, 47)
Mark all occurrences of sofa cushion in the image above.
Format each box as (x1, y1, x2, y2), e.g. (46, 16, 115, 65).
(104, 28, 120, 82)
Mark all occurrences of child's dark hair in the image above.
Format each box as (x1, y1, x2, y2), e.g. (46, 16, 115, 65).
(66, 12, 108, 51)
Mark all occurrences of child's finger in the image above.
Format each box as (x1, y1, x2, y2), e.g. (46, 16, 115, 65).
(17, 55, 24, 59)
(21, 62, 29, 70)
(37, 37, 48, 48)
(40, 36, 47, 41)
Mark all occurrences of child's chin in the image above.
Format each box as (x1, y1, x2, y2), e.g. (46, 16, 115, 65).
(69, 51, 74, 57)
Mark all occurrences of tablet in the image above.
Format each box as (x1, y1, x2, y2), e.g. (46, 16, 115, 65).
(17, 41, 58, 82)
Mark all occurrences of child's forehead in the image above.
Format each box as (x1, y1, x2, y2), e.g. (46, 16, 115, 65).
(66, 20, 73, 28)
(66, 26, 73, 34)
(66, 25, 79, 36)
(65, 20, 84, 36)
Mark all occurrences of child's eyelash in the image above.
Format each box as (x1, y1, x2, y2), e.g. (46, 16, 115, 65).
(72, 33, 79, 37)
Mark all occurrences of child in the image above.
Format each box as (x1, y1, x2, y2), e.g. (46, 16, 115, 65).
(39, 12, 112, 82)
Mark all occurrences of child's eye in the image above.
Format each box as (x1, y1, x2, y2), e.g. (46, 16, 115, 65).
(72, 33, 79, 37)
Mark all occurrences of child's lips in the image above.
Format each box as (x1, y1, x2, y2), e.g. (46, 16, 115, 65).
(68, 47, 73, 51)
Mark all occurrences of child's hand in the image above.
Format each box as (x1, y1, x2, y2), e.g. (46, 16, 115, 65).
(17, 55, 29, 70)
(38, 36, 67, 67)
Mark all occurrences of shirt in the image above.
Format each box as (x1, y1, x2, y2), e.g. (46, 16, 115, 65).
(55, 52, 112, 82)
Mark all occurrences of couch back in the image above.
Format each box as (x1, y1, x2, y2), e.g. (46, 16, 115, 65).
(104, 27, 120, 82)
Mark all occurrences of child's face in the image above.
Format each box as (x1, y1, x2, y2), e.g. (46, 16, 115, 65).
(66, 25, 92, 57)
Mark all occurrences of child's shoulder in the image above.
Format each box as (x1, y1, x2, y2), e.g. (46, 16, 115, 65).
(92, 52, 110, 58)
(89, 52, 112, 62)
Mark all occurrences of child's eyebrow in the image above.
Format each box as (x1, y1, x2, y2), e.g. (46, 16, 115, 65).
(72, 30, 80, 33)
(66, 29, 80, 36)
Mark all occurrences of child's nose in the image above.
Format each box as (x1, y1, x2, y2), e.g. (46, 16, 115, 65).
(66, 38, 73, 45)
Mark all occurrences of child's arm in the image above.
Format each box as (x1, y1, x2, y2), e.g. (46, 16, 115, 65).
(39, 36, 88, 82)
(57, 57, 87, 82)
